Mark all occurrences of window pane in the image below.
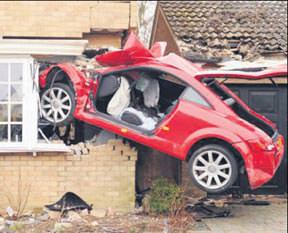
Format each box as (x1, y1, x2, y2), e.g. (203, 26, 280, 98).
(11, 84, 22, 102)
(0, 84, 8, 101)
(0, 63, 8, 82)
(11, 104, 22, 122)
(11, 124, 22, 142)
(0, 104, 8, 122)
(11, 63, 23, 82)
(0, 125, 8, 142)
(182, 87, 210, 108)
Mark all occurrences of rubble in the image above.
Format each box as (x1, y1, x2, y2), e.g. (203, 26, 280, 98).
(53, 222, 72, 232)
(74, 54, 103, 70)
(90, 209, 106, 218)
(91, 220, 98, 226)
(0, 218, 4, 231)
(0, 197, 285, 233)
(47, 210, 61, 220)
(67, 211, 87, 223)
(5, 207, 14, 218)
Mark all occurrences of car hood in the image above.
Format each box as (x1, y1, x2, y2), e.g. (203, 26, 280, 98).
(96, 32, 203, 73)
(96, 32, 156, 66)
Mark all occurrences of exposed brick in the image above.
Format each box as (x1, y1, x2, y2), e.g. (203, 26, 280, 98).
(0, 2, 137, 39)
(180, 161, 206, 197)
(0, 140, 137, 213)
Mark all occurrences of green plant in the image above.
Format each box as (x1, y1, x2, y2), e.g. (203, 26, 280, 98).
(148, 177, 183, 215)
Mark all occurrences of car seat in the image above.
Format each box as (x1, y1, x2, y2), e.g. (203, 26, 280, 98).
(119, 76, 160, 130)
(96, 75, 120, 113)
(120, 107, 158, 131)
(103, 75, 160, 131)
(107, 76, 131, 116)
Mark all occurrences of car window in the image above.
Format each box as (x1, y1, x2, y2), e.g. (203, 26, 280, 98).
(181, 87, 211, 108)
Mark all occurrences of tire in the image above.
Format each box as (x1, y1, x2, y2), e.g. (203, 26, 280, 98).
(40, 83, 75, 126)
(188, 144, 238, 193)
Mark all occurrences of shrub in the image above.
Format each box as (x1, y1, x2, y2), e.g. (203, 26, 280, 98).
(147, 177, 183, 215)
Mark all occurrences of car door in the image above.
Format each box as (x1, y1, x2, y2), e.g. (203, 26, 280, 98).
(76, 66, 178, 156)
(78, 66, 209, 160)
(152, 86, 214, 159)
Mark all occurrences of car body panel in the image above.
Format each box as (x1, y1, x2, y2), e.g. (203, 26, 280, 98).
(194, 64, 287, 80)
(39, 33, 287, 190)
(150, 41, 167, 57)
(233, 135, 285, 189)
(96, 32, 155, 66)
(39, 63, 91, 117)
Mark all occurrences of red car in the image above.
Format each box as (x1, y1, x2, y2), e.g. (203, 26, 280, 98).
(39, 33, 286, 193)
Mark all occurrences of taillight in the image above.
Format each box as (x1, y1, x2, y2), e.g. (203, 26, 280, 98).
(247, 139, 275, 152)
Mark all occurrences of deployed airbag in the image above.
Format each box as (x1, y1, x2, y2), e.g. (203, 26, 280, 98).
(107, 77, 131, 116)
(135, 76, 160, 108)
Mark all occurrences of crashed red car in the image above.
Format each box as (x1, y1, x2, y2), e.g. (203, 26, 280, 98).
(39, 33, 286, 193)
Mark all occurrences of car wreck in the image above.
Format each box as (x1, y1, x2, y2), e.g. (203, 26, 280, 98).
(38, 33, 286, 193)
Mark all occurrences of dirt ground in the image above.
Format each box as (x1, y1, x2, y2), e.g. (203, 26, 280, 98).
(1, 196, 287, 233)
(6, 214, 193, 233)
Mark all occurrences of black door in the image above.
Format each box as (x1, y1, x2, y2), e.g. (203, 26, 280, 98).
(228, 84, 287, 194)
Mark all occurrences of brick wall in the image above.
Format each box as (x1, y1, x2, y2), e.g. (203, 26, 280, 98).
(83, 34, 122, 49)
(0, 140, 137, 213)
(180, 162, 206, 198)
(0, 1, 137, 38)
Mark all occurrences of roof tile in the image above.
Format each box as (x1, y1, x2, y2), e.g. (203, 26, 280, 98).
(160, 1, 287, 59)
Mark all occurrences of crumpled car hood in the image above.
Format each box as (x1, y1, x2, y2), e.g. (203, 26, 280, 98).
(96, 32, 155, 66)
(96, 32, 287, 81)
(96, 32, 203, 74)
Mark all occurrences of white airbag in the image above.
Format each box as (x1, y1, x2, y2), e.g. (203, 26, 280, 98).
(107, 77, 130, 116)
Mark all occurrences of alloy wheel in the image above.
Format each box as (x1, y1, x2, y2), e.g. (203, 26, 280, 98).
(192, 150, 232, 190)
(41, 87, 72, 124)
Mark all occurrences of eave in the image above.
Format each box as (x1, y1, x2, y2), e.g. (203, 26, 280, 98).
(0, 39, 88, 56)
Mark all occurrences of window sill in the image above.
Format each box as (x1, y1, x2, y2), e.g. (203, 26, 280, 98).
(0, 143, 70, 153)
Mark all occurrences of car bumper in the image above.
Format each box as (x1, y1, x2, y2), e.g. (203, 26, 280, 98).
(234, 135, 285, 190)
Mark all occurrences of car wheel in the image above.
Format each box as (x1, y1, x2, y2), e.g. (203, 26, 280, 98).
(40, 83, 75, 126)
(188, 144, 238, 193)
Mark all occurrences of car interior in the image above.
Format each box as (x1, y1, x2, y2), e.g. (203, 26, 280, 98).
(95, 69, 187, 131)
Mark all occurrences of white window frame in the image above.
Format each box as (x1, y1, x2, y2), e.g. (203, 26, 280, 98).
(0, 55, 69, 153)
